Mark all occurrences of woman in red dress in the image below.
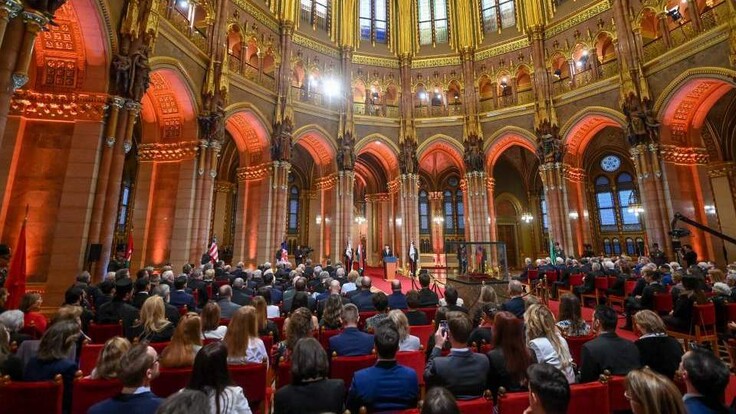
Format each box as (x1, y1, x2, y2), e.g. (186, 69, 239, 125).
(20, 292, 47, 335)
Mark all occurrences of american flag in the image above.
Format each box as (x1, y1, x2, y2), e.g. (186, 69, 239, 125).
(208, 237, 219, 263)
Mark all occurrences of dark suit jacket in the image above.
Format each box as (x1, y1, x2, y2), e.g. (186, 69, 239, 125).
(347, 361, 418, 413)
(283, 293, 316, 313)
(329, 327, 374, 356)
(382, 249, 393, 258)
(417, 288, 439, 307)
(269, 287, 284, 304)
(635, 335, 684, 379)
(387, 292, 408, 310)
(405, 309, 428, 326)
(579, 332, 641, 383)
(231, 288, 252, 306)
(500, 296, 525, 318)
(169, 289, 197, 311)
(131, 292, 149, 309)
(447, 304, 469, 314)
(88, 391, 163, 414)
(351, 290, 375, 311)
(424, 348, 490, 399)
(640, 282, 666, 310)
(25, 357, 78, 412)
(275, 379, 345, 414)
(96, 299, 139, 326)
(163, 302, 180, 326)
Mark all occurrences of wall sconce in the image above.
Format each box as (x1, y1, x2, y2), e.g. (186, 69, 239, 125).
(433, 215, 445, 225)
(569, 211, 579, 220)
(521, 212, 534, 223)
(324, 216, 331, 224)
(316, 215, 322, 225)
(395, 218, 402, 226)
(704, 205, 717, 216)
(355, 216, 366, 225)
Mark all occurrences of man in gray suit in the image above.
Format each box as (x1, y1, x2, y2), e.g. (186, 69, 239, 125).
(217, 285, 241, 319)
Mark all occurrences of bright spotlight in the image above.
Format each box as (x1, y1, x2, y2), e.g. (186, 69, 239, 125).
(324, 78, 340, 97)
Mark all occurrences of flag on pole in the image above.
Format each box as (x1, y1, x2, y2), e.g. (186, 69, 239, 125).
(125, 231, 134, 266)
(6, 211, 27, 310)
(208, 237, 219, 263)
(549, 237, 557, 263)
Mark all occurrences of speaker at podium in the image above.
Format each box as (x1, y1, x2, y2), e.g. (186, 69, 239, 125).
(383, 256, 398, 280)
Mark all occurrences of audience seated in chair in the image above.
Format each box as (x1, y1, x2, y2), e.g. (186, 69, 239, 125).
(632, 310, 683, 379)
(405, 290, 429, 326)
(88, 343, 163, 414)
(201, 302, 228, 340)
(96, 279, 140, 328)
(364, 292, 390, 332)
(421, 386, 460, 414)
(169, 276, 197, 312)
(625, 367, 687, 414)
(680, 347, 733, 414)
(388, 310, 421, 351)
(424, 311, 490, 400)
(223, 306, 268, 366)
(444, 287, 469, 314)
(231, 278, 252, 307)
(88, 336, 131, 380)
(19, 292, 48, 334)
(274, 307, 314, 362)
(663, 276, 707, 333)
(417, 272, 440, 308)
(347, 321, 419, 413)
(184, 342, 252, 414)
(274, 337, 345, 414)
(156, 389, 210, 414)
(500, 280, 526, 318)
(217, 285, 242, 320)
(525, 363, 571, 414)
(0, 320, 23, 380)
(159, 313, 202, 368)
(318, 294, 344, 330)
(329, 304, 374, 357)
(467, 303, 495, 347)
(555, 293, 591, 337)
(579, 305, 640, 383)
(351, 277, 376, 311)
(524, 304, 576, 384)
(623, 269, 665, 330)
(486, 311, 532, 401)
(151, 284, 180, 327)
(387, 279, 408, 310)
(126, 296, 175, 343)
(252, 296, 280, 341)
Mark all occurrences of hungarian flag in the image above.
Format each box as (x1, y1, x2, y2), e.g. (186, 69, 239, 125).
(208, 238, 219, 263)
(125, 231, 133, 265)
(6, 219, 27, 310)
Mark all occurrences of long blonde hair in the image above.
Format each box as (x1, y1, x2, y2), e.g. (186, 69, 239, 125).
(137, 296, 171, 333)
(252, 296, 268, 331)
(388, 310, 411, 341)
(93, 336, 131, 379)
(524, 304, 572, 368)
(626, 368, 686, 414)
(224, 306, 259, 358)
(160, 313, 202, 368)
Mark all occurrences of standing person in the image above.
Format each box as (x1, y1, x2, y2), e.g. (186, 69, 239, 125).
(88, 344, 163, 414)
(345, 240, 354, 272)
(625, 367, 686, 414)
(356, 241, 364, 273)
(295, 245, 304, 266)
(382, 245, 393, 260)
(186, 342, 252, 414)
(681, 244, 698, 268)
(651, 243, 667, 267)
(524, 363, 571, 414)
(408, 241, 419, 278)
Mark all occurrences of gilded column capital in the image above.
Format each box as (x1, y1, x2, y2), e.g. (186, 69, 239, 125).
(563, 166, 585, 182)
(110, 96, 126, 109)
(138, 141, 199, 162)
(428, 191, 443, 201)
(214, 181, 236, 193)
(0, 0, 23, 20)
(20, 10, 47, 30)
(236, 163, 271, 182)
(486, 177, 496, 192)
(659, 144, 709, 165)
(315, 173, 338, 190)
(366, 192, 390, 203)
(707, 162, 736, 178)
(387, 179, 400, 194)
(10, 91, 108, 121)
(124, 100, 142, 114)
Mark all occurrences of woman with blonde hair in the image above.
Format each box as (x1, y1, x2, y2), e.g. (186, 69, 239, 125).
(160, 312, 203, 368)
(128, 295, 174, 343)
(472, 285, 499, 326)
(223, 306, 268, 366)
(524, 304, 576, 383)
(252, 296, 280, 341)
(388, 310, 420, 351)
(201, 302, 228, 340)
(632, 310, 683, 379)
(625, 367, 686, 414)
(88, 336, 131, 379)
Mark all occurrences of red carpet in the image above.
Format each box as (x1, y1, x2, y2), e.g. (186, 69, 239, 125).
(364, 266, 444, 297)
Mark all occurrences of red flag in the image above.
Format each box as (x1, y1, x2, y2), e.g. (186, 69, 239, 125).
(6, 219, 27, 310)
(208, 238, 219, 262)
(125, 231, 133, 265)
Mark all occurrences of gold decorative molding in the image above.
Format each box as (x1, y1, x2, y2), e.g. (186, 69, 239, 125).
(707, 162, 736, 178)
(138, 141, 199, 162)
(412, 55, 462, 69)
(292, 32, 339, 58)
(215, 180, 237, 193)
(387, 178, 400, 193)
(232, 0, 279, 32)
(10, 90, 108, 121)
(352, 54, 400, 68)
(545, 0, 610, 38)
(563, 166, 586, 182)
(475, 37, 529, 61)
(660, 144, 709, 165)
(236, 163, 271, 182)
(366, 192, 390, 202)
(315, 173, 338, 190)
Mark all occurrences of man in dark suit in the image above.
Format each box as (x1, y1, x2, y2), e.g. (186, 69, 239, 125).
(407, 241, 419, 277)
(131, 277, 150, 309)
(170, 276, 197, 311)
(96, 279, 139, 327)
(680, 348, 733, 414)
(347, 322, 419, 413)
(350, 277, 375, 311)
(417, 272, 439, 307)
(444, 286, 468, 314)
(263, 272, 283, 304)
(499, 280, 525, 318)
(424, 311, 490, 399)
(405, 290, 429, 325)
(216, 285, 242, 319)
(382, 245, 393, 259)
(579, 306, 640, 383)
(316, 280, 349, 319)
(623, 269, 665, 330)
(387, 280, 407, 310)
(88, 343, 163, 414)
(329, 304, 375, 356)
(283, 277, 316, 312)
(152, 284, 180, 326)
(231, 278, 252, 306)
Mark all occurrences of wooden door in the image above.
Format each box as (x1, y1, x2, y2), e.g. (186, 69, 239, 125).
(497, 224, 519, 269)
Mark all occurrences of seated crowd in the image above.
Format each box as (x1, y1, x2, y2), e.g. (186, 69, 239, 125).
(0, 248, 736, 414)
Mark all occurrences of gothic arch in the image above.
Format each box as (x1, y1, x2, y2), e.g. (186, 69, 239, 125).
(292, 125, 338, 175)
(139, 66, 200, 144)
(561, 107, 627, 167)
(224, 110, 270, 166)
(484, 126, 538, 171)
(355, 134, 400, 180)
(417, 134, 464, 162)
(418, 136, 466, 188)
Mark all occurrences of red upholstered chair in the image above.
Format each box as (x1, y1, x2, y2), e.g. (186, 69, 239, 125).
(79, 343, 104, 375)
(496, 389, 529, 414)
(568, 380, 609, 413)
(654, 293, 673, 316)
(206, 284, 213, 300)
(330, 354, 377, 388)
(605, 374, 629, 413)
(192, 290, 200, 306)
(219, 318, 231, 326)
(88, 322, 123, 344)
(151, 367, 192, 397)
(522, 270, 541, 295)
(418, 307, 438, 323)
(608, 280, 637, 312)
(215, 279, 229, 288)
(149, 341, 170, 356)
(581, 277, 610, 308)
(19, 321, 43, 340)
(410, 324, 435, 351)
(178, 305, 189, 316)
(260, 334, 273, 353)
(202, 338, 220, 346)
(455, 395, 494, 414)
(270, 316, 286, 338)
(358, 311, 378, 331)
(726, 303, 736, 323)
(276, 358, 292, 389)
(71, 376, 122, 414)
(0, 374, 63, 414)
(564, 333, 596, 367)
(396, 351, 425, 387)
(558, 273, 584, 297)
(668, 302, 719, 351)
(229, 363, 268, 414)
(319, 328, 342, 350)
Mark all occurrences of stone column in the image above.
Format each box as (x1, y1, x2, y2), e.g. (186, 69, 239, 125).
(658, 12, 673, 48)
(685, 0, 702, 32)
(630, 144, 672, 254)
(486, 177, 497, 243)
(333, 170, 355, 262)
(233, 164, 269, 267)
(464, 171, 491, 243)
(428, 191, 444, 264)
(563, 166, 589, 256)
(539, 162, 575, 255)
(707, 163, 736, 264)
(261, 161, 290, 261)
(398, 174, 420, 272)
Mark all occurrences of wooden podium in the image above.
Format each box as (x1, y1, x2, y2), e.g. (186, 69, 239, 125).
(383, 257, 398, 280)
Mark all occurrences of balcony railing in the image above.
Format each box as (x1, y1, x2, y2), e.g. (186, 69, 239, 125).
(599, 60, 618, 79)
(517, 89, 535, 105)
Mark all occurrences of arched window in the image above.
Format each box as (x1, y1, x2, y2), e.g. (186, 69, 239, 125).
(419, 190, 430, 234)
(418, 0, 448, 46)
(444, 190, 455, 232)
(595, 176, 617, 230)
(612, 238, 622, 255)
(625, 238, 636, 255)
(117, 182, 132, 233)
(360, 0, 388, 43)
(603, 238, 612, 255)
(616, 172, 641, 228)
(288, 186, 299, 233)
(480, 0, 516, 33)
(300, 0, 331, 31)
(456, 189, 465, 231)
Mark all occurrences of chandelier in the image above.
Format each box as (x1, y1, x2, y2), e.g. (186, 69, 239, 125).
(521, 212, 533, 223)
(627, 188, 645, 216)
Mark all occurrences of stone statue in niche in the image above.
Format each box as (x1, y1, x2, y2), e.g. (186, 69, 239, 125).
(271, 118, 293, 162)
(399, 139, 418, 175)
(535, 119, 563, 163)
(129, 44, 151, 101)
(112, 44, 132, 97)
(463, 135, 484, 172)
(623, 94, 651, 147)
(337, 132, 355, 171)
